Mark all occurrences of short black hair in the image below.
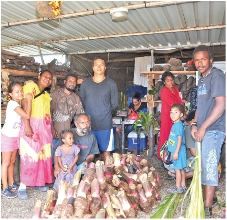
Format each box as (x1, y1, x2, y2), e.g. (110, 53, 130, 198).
(171, 103, 185, 114)
(133, 92, 141, 101)
(60, 129, 73, 140)
(161, 71, 174, 83)
(192, 45, 213, 59)
(65, 73, 77, 81)
(74, 113, 90, 123)
(39, 69, 52, 76)
(187, 110, 195, 121)
(93, 57, 106, 66)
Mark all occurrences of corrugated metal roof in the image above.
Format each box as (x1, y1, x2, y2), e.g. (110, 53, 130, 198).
(1, 1, 226, 56)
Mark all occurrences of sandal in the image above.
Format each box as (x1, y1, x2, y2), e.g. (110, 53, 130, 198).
(167, 186, 183, 194)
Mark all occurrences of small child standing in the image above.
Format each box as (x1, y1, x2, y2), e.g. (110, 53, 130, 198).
(53, 130, 80, 190)
(1, 83, 32, 198)
(167, 103, 187, 194)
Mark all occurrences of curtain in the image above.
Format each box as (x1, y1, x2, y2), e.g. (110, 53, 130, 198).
(133, 56, 151, 87)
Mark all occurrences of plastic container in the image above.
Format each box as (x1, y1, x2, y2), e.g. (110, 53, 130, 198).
(127, 131, 146, 150)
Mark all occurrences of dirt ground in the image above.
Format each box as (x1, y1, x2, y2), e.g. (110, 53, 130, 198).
(1, 145, 226, 219)
(139, 145, 226, 219)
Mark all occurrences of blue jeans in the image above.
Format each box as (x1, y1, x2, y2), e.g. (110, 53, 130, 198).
(125, 125, 134, 139)
(201, 130, 225, 186)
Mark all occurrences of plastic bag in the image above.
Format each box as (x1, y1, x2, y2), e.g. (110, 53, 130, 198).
(128, 110, 139, 120)
(160, 140, 173, 165)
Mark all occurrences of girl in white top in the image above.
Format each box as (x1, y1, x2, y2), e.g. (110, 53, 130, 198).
(1, 82, 32, 199)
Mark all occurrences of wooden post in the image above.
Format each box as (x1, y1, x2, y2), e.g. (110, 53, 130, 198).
(38, 45, 45, 65)
(150, 49, 154, 70)
(51, 76, 58, 92)
(1, 71, 10, 85)
(164, 55, 169, 63)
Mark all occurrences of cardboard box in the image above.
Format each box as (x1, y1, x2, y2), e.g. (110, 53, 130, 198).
(127, 131, 146, 150)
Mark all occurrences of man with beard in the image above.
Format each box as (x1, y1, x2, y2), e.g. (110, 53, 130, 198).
(50, 73, 84, 163)
(54, 113, 100, 177)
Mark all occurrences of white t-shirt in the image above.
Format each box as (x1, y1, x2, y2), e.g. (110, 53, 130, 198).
(1, 100, 22, 137)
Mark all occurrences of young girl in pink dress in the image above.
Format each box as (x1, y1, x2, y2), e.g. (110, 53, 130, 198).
(1, 83, 32, 198)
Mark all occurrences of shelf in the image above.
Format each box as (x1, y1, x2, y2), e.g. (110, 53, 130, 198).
(141, 70, 196, 77)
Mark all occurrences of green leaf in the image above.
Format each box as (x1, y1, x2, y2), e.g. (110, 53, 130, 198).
(181, 143, 205, 218)
(151, 194, 181, 218)
(133, 112, 160, 135)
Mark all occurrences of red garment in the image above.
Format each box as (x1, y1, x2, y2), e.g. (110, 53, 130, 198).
(157, 86, 182, 158)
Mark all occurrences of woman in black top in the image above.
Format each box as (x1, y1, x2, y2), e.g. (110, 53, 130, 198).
(127, 92, 147, 116)
(125, 92, 147, 140)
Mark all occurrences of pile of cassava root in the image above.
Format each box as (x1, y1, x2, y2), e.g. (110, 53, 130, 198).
(33, 153, 162, 218)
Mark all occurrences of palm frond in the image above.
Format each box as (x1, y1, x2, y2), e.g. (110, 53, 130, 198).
(151, 193, 181, 218)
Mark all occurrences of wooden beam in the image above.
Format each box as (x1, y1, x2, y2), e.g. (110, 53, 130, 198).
(72, 54, 135, 63)
(141, 71, 196, 77)
(2, 25, 225, 49)
(107, 58, 135, 63)
(155, 54, 225, 60)
(1, 71, 83, 89)
(2, 1, 189, 27)
(1, 69, 39, 77)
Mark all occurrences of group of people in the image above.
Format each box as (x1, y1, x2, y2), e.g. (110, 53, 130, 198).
(1, 45, 225, 217)
(158, 45, 225, 217)
(1, 57, 118, 200)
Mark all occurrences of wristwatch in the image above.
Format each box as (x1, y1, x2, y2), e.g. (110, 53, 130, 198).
(191, 122, 197, 127)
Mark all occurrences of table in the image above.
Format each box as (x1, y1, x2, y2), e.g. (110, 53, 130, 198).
(112, 117, 142, 150)
(121, 119, 141, 149)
